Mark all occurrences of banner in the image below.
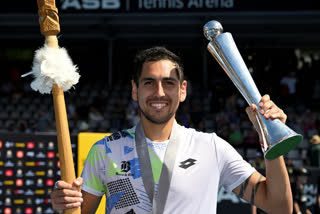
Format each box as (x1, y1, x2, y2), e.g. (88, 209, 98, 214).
(1, 0, 318, 13)
(0, 133, 77, 214)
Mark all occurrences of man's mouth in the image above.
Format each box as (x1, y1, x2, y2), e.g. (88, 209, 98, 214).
(150, 102, 167, 110)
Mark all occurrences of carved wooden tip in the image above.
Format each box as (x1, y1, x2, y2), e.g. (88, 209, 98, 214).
(37, 0, 60, 36)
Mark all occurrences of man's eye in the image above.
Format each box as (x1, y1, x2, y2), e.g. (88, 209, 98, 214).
(165, 81, 175, 85)
(144, 81, 152, 85)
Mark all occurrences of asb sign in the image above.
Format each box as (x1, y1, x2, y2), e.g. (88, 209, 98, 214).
(60, 0, 121, 10)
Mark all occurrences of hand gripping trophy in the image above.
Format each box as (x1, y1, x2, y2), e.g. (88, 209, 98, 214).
(203, 20, 302, 160)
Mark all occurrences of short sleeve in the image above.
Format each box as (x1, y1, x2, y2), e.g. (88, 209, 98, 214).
(214, 134, 256, 193)
(81, 139, 108, 197)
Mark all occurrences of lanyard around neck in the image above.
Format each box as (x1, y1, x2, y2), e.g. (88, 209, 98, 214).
(135, 120, 182, 214)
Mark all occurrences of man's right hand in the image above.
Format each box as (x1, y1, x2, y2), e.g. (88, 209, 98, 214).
(50, 177, 83, 212)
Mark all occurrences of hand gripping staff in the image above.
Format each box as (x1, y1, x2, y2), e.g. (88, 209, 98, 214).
(22, 1, 81, 213)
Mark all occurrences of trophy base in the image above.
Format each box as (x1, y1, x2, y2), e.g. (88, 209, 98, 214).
(264, 134, 303, 160)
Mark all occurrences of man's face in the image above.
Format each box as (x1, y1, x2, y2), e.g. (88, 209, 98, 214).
(131, 60, 187, 124)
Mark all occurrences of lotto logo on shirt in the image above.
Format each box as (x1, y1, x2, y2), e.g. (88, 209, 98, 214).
(179, 158, 197, 169)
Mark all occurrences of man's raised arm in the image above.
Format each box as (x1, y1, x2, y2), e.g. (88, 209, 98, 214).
(233, 95, 293, 214)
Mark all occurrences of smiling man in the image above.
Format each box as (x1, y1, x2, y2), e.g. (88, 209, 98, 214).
(50, 47, 292, 214)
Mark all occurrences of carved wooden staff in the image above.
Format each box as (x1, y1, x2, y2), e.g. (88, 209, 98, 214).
(23, 1, 81, 213)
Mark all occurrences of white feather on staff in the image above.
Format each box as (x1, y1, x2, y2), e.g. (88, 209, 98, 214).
(22, 45, 80, 94)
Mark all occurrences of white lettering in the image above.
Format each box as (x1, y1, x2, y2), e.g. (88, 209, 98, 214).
(60, 0, 232, 10)
(83, 0, 99, 9)
(304, 184, 318, 206)
(304, 184, 317, 194)
(205, 0, 218, 8)
(138, 0, 184, 9)
(157, 0, 169, 8)
(61, 0, 120, 9)
(102, 0, 120, 9)
(175, 0, 184, 8)
(159, 0, 166, 8)
(188, 0, 203, 8)
(306, 195, 317, 206)
(61, 0, 82, 10)
(143, 0, 153, 9)
(221, 0, 233, 8)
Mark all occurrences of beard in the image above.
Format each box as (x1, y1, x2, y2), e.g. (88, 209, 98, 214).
(137, 100, 177, 124)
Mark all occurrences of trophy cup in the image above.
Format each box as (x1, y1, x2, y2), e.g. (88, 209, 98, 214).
(203, 20, 302, 160)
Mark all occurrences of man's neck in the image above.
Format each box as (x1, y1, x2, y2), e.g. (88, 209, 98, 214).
(140, 117, 175, 142)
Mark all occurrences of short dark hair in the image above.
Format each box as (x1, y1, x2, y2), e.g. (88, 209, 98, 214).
(133, 46, 184, 85)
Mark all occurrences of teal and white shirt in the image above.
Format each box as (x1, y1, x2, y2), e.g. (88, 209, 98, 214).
(81, 125, 255, 214)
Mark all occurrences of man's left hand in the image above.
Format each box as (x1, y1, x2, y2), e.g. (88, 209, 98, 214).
(246, 94, 287, 125)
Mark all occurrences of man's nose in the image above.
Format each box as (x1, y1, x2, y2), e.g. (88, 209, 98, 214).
(155, 82, 165, 97)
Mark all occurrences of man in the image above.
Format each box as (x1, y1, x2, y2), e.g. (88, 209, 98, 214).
(309, 134, 320, 167)
(292, 168, 312, 214)
(50, 47, 292, 214)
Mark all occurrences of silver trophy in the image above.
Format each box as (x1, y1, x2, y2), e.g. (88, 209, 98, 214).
(203, 20, 302, 160)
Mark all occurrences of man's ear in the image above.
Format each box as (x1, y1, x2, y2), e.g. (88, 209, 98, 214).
(131, 80, 138, 101)
(179, 80, 187, 102)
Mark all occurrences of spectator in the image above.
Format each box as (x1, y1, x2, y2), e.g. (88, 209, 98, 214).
(280, 71, 297, 105)
(18, 120, 27, 133)
(228, 109, 240, 125)
(126, 100, 139, 127)
(228, 123, 243, 147)
(302, 110, 317, 137)
(215, 110, 229, 127)
(78, 121, 89, 132)
(309, 134, 320, 167)
(317, 177, 320, 214)
(312, 79, 320, 102)
(88, 107, 103, 121)
(67, 100, 77, 120)
(292, 168, 312, 214)
(190, 103, 204, 131)
(286, 158, 295, 168)
(76, 97, 89, 121)
(111, 97, 126, 129)
(249, 151, 265, 169)
(36, 111, 50, 132)
(177, 105, 192, 128)
(244, 127, 260, 148)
